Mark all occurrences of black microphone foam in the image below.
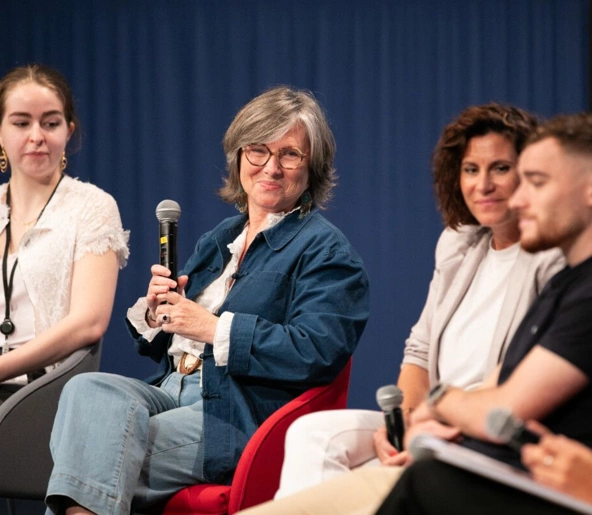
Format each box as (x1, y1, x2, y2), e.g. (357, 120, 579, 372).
(485, 407, 540, 452)
(155, 200, 181, 290)
(376, 384, 405, 452)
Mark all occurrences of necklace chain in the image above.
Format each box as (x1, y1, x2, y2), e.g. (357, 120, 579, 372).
(11, 214, 40, 229)
(7, 180, 63, 232)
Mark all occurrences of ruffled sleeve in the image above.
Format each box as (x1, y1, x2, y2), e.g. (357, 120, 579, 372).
(73, 187, 130, 268)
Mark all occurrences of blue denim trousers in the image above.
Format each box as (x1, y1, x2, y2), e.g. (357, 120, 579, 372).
(45, 371, 205, 515)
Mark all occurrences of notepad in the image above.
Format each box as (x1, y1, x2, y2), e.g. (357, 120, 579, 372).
(409, 433, 592, 514)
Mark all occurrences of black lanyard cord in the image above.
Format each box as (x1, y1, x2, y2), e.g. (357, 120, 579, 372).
(1, 174, 65, 340)
(1, 220, 18, 337)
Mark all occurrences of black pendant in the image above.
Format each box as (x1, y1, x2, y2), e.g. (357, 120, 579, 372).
(0, 318, 14, 336)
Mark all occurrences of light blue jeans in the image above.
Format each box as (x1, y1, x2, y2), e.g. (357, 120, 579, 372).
(45, 371, 205, 515)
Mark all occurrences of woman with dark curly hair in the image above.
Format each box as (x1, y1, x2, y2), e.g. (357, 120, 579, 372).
(241, 104, 567, 515)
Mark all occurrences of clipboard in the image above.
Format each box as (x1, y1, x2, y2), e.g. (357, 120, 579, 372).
(409, 433, 592, 514)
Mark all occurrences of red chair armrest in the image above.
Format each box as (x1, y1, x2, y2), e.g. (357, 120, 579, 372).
(228, 360, 352, 512)
(164, 484, 231, 515)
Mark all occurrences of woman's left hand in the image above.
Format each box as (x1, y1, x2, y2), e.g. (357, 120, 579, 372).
(409, 400, 436, 426)
(154, 275, 219, 343)
(403, 419, 462, 451)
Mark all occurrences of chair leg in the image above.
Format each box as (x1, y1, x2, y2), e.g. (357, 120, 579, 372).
(6, 498, 16, 515)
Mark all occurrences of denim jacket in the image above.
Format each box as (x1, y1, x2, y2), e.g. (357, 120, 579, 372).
(126, 208, 370, 484)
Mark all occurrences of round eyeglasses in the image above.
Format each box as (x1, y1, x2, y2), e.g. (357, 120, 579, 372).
(242, 144, 308, 170)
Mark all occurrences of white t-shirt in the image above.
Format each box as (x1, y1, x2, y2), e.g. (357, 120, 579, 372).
(438, 240, 521, 390)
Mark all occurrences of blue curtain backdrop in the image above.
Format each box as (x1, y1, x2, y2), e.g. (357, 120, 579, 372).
(0, 0, 588, 410)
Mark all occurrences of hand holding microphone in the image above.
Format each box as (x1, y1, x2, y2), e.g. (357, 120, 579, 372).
(486, 407, 541, 452)
(148, 200, 219, 342)
(376, 384, 406, 452)
(155, 199, 182, 289)
(146, 200, 182, 325)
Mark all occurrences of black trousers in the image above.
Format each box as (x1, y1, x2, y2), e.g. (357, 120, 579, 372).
(376, 458, 577, 515)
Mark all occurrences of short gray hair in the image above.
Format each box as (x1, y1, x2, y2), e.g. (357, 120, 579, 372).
(219, 86, 337, 210)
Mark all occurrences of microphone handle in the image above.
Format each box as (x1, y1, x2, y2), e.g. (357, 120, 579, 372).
(385, 407, 405, 452)
(159, 221, 178, 290)
(508, 425, 541, 452)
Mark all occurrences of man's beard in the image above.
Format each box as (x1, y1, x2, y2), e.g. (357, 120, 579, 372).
(521, 233, 559, 253)
(520, 217, 582, 254)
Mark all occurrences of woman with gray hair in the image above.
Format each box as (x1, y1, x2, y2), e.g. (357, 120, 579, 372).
(44, 86, 370, 515)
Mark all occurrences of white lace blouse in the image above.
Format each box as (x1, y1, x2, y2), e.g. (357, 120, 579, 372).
(0, 176, 129, 353)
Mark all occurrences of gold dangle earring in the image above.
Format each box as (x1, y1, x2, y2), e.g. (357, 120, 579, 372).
(60, 151, 67, 172)
(0, 147, 8, 173)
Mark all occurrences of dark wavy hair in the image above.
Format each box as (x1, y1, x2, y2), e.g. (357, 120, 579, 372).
(432, 103, 538, 228)
(0, 64, 80, 153)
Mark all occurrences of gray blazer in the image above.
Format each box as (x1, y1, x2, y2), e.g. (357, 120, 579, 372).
(402, 226, 565, 386)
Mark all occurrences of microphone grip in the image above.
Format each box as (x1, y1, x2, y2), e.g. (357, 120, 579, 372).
(384, 407, 405, 452)
(508, 425, 541, 452)
(159, 222, 178, 291)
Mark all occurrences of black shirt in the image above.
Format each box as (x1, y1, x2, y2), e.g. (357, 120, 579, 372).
(462, 255, 592, 467)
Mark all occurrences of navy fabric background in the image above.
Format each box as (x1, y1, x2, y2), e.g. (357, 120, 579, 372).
(0, 0, 588, 409)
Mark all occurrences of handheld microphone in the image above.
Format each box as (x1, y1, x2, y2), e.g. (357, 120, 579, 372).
(155, 200, 181, 291)
(485, 407, 541, 452)
(376, 385, 405, 452)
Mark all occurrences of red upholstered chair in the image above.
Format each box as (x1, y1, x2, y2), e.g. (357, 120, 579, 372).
(163, 360, 352, 515)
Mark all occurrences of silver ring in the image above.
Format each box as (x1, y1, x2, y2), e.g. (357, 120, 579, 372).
(543, 454, 554, 467)
(161, 313, 171, 324)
